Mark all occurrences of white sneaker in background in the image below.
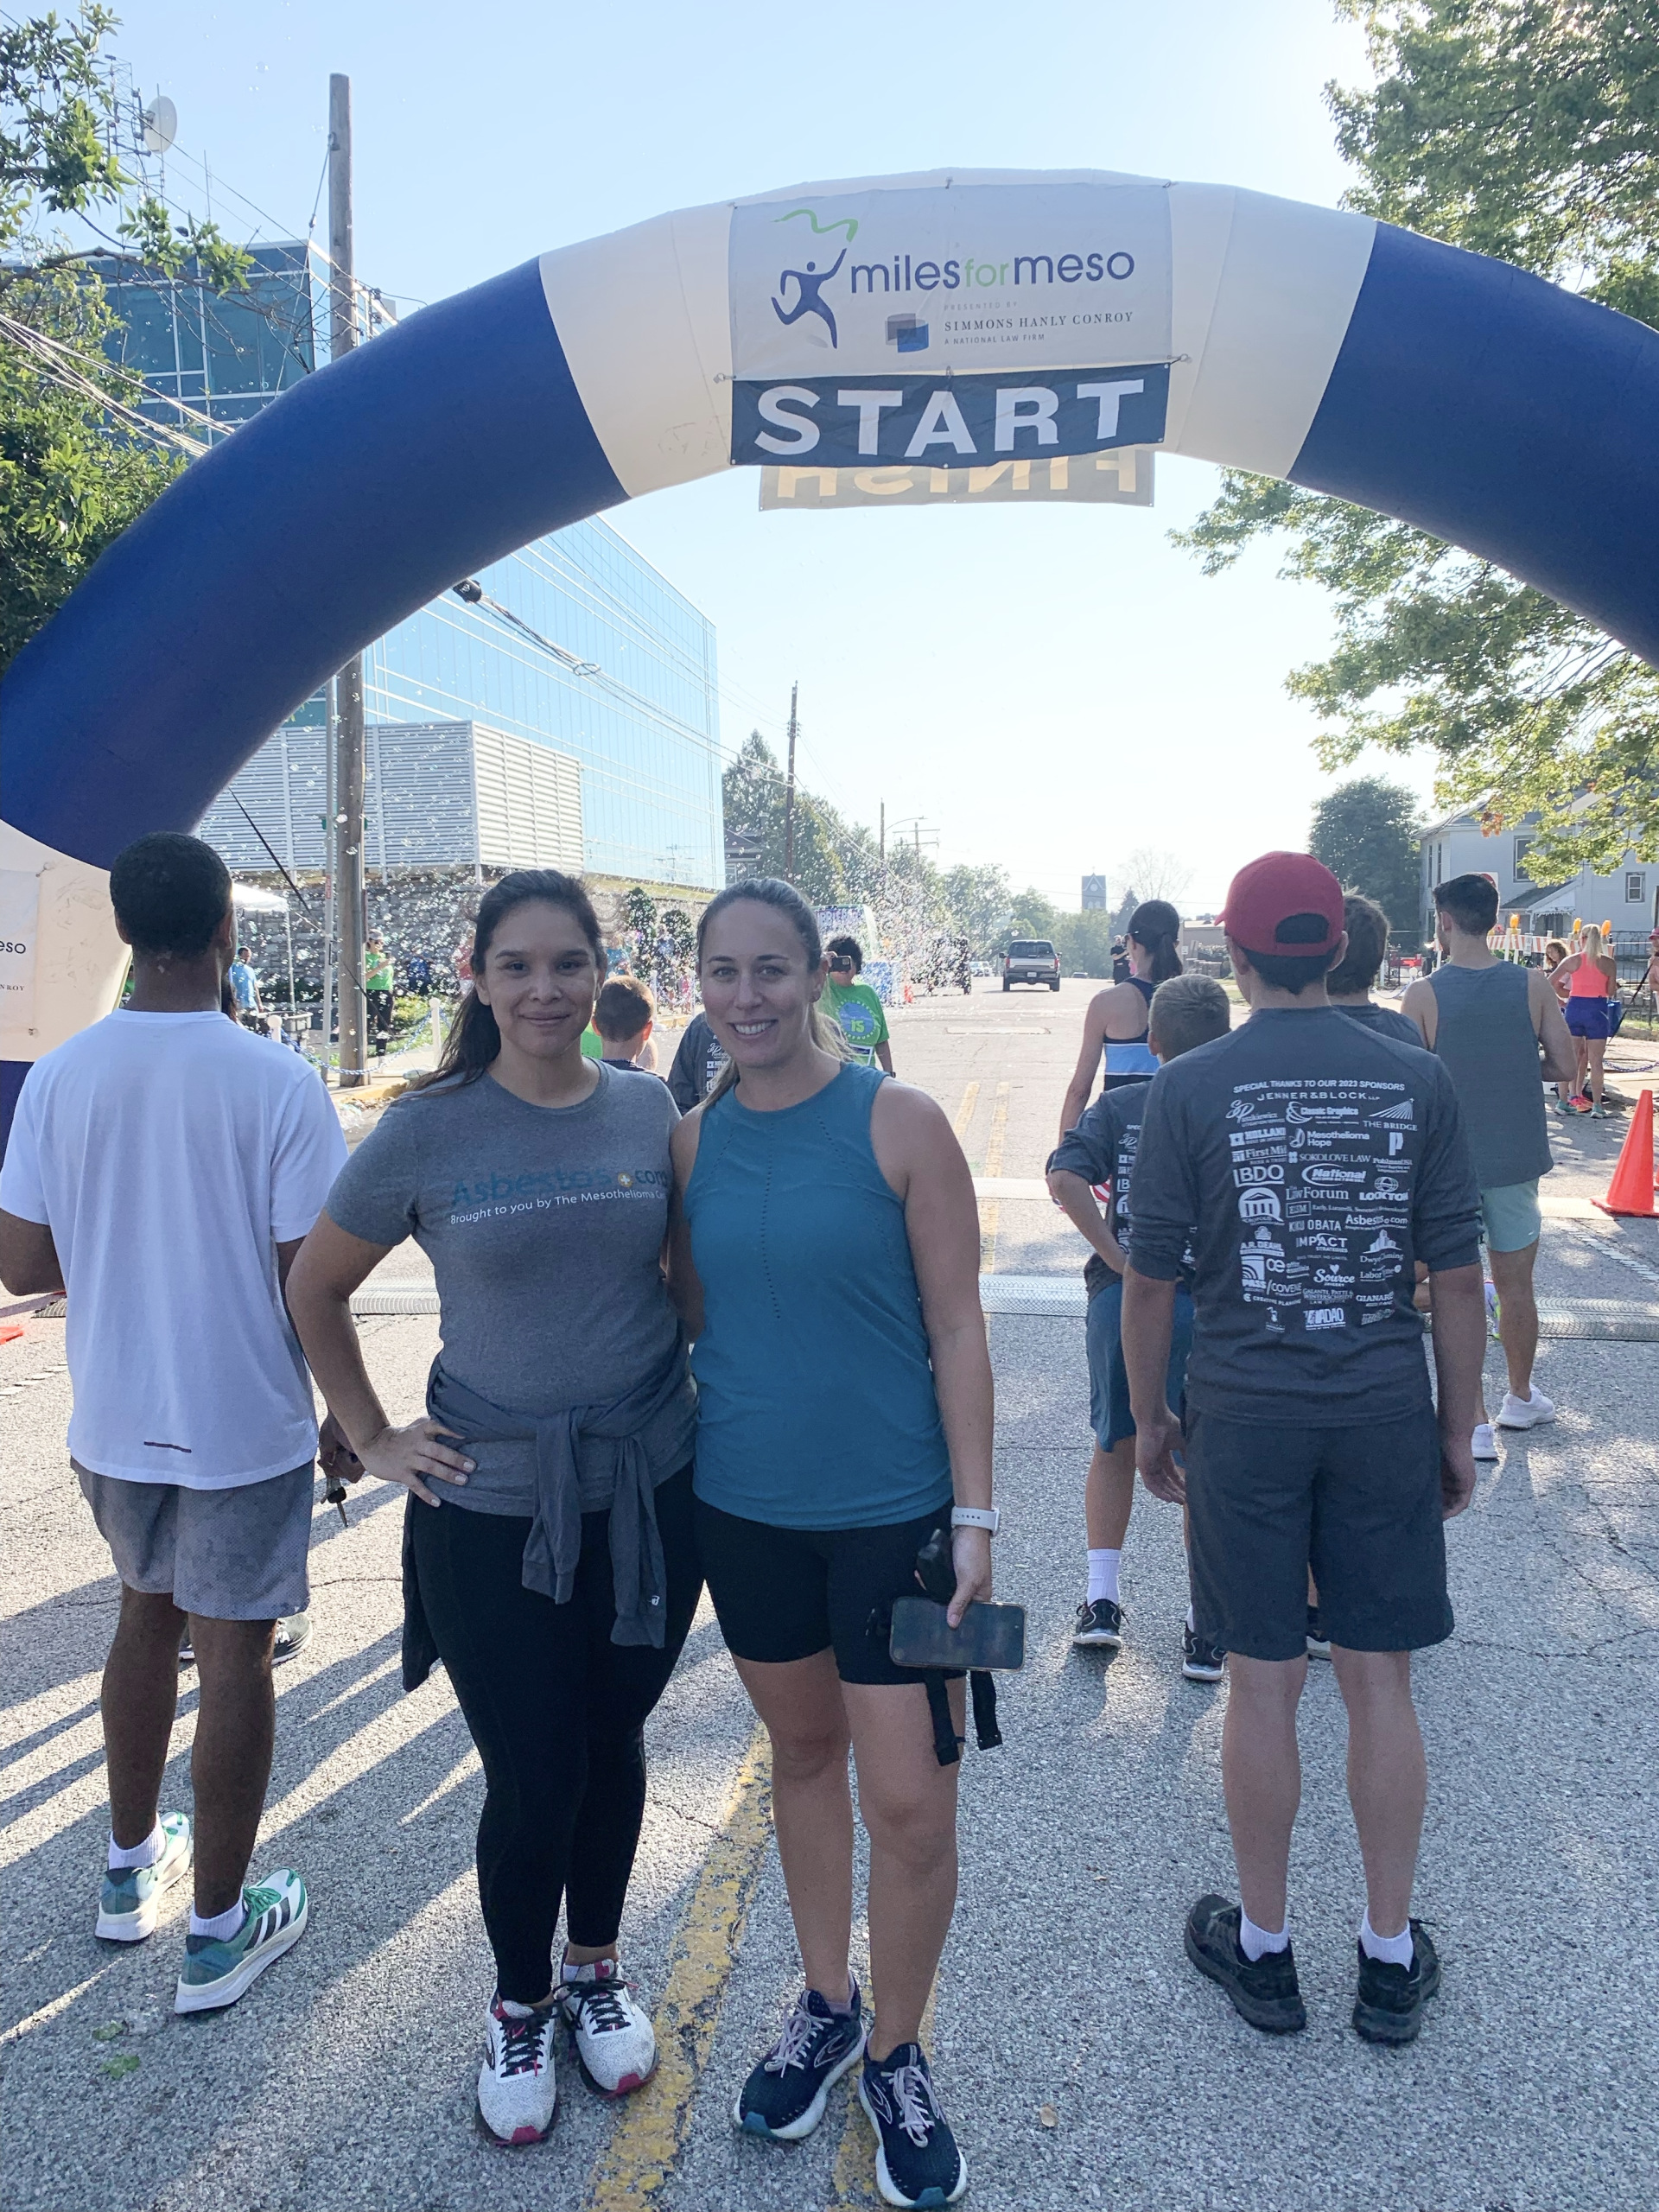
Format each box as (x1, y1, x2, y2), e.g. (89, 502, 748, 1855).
(1498, 1388, 1556, 1430)
(1471, 1423, 1499, 1461)
(478, 1993, 559, 2145)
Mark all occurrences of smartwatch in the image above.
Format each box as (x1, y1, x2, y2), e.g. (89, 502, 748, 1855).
(950, 1505, 1000, 1535)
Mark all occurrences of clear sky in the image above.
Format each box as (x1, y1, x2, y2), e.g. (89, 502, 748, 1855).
(107, 0, 1438, 911)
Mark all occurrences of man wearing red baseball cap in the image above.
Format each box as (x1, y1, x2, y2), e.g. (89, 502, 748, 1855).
(1121, 850, 1487, 2046)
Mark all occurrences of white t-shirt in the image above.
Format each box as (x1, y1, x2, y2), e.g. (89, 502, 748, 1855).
(0, 1012, 347, 1487)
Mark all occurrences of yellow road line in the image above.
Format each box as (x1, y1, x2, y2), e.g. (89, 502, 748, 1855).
(951, 1080, 980, 1143)
(582, 1728, 772, 2211)
(978, 1082, 1010, 1273)
(826, 1974, 941, 2210)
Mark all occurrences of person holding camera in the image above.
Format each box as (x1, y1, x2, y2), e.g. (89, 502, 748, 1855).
(667, 878, 991, 2212)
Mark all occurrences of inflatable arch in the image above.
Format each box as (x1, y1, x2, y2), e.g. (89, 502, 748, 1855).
(4, 164, 1657, 1126)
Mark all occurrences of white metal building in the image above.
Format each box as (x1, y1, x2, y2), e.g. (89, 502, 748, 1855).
(200, 719, 582, 879)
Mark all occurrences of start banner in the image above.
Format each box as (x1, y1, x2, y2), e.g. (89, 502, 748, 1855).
(732, 365, 1168, 468)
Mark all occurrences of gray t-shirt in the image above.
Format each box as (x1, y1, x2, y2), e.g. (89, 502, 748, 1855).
(326, 1063, 693, 1513)
(1129, 1008, 1480, 1426)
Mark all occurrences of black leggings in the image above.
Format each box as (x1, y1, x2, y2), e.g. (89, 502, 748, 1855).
(410, 1465, 701, 2003)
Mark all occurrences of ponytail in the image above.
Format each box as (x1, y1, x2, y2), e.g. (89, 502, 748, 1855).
(1127, 899, 1183, 985)
(696, 877, 848, 1104)
(412, 869, 604, 1090)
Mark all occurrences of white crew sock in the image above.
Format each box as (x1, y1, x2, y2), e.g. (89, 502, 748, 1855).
(1358, 1912, 1414, 1967)
(1086, 1549, 1122, 1605)
(1238, 1911, 1289, 1962)
(189, 1898, 246, 1942)
(1185, 1604, 1196, 1633)
(108, 1819, 163, 1872)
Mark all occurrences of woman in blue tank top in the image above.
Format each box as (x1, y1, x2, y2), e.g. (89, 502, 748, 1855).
(1057, 899, 1184, 1142)
(668, 879, 993, 2209)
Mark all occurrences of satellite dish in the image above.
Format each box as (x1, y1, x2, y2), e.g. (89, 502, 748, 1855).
(142, 94, 177, 154)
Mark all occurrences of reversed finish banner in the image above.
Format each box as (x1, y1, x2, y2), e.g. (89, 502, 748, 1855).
(732, 365, 1168, 468)
(731, 181, 1172, 380)
(760, 448, 1155, 508)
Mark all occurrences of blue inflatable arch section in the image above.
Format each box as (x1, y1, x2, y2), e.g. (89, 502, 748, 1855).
(3, 167, 1657, 1115)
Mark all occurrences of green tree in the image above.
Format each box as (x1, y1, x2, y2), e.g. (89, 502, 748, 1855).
(1175, 0, 1659, 879)
(940, 861, 1012, 957)
(1308, 775, 1422, 934)
(1007, 887, 1061, 943)
(1, 8, 250, 671)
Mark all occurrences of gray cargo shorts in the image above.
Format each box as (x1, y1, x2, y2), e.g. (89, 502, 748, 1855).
(74, 1459, 315, 1620)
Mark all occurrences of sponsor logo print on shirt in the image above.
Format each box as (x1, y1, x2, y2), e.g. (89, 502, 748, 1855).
(1305, 1306, 1345, 1330)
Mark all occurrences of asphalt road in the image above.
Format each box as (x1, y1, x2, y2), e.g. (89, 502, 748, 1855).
(3, 979, 1657, 2210)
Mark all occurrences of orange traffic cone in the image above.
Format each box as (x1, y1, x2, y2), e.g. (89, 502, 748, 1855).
(1593, 1088, 1656, 1218)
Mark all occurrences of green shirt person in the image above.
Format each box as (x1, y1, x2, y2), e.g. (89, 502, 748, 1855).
(823, 937, 893, 1074)
(364, 939, 393, 994)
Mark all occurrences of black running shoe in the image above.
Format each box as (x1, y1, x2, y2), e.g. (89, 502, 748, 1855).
(1183, 1894, 1307, 2034)
(1305, 1606, 1332, 1661)
(858, 2044, 966, 2209)
(1181, 1624, 1225, 1682)
(1072, 1598, 1123, 1648)
(734, 1984, 866, 2140)
(1352, 1922, 1441, 2045)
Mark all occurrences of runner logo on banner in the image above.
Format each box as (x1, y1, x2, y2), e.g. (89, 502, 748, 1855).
(729, 180, 1173, 467)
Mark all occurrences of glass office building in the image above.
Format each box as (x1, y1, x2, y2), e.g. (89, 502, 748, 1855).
(100, 245, 723, 890)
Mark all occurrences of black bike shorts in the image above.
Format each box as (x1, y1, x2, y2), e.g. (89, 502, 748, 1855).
(694, 1497, 958, 1687)
(1184, 1404, 1453, 1662)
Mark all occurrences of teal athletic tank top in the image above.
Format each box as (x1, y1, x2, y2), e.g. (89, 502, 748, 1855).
(685, 1062, 954, 1529)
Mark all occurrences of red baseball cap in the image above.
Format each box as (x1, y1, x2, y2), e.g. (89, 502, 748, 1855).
(1220, 851, 1345, 958)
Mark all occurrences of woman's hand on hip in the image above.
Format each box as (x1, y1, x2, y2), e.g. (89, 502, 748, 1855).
(946, 1526, 994, 1626)
(358, 1417, 475, 1508)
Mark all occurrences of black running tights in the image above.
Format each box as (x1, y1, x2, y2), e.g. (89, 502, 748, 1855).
(410, 1466, 701, 2004)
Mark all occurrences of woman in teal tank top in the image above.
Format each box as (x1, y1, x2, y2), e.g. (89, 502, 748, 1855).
(668, 880, 994, 2208)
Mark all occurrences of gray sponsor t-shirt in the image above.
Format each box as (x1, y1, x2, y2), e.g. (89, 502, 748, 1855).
(1047, 1083, 1196, 1298)
(325, 1063, 694, 1512)
(1128, 1007, 1480, 1425)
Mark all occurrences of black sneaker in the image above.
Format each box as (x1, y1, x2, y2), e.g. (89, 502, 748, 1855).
(1181, 1624, 1225, 1682)
(1353, 1922, 1441, 2045)
(1305, 1606, 1332, 1661)
(1183, 1894, 1307, 2034)
(734, 1984, 866, 2140)
(179, 1612, 312, 1669)
(1072, 1598, 1123, 1648)
(858, 2044, 966, 2209)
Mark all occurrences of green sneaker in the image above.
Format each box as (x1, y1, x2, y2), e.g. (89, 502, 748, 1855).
(97, 1813, 193, 1942)
(174, 1869, 308, 2014)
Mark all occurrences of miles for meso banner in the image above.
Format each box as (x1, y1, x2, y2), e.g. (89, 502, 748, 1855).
(729, 181, 1173, 467)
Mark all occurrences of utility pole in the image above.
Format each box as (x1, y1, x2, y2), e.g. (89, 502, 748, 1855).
(783, 681, 798, 884)
(880, 800, 885, 866)
(329, 72, 368, 1085)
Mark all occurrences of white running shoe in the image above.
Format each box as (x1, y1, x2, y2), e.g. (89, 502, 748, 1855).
(1498, 1388, 1556, 1430)
(97, 1812, 192, 1942)
(174, 1868, 308, 2012)
(478, 1993, 559, 2145)
(1471, 1423, 1499, 1462)
(559, 1958, 657, 2097)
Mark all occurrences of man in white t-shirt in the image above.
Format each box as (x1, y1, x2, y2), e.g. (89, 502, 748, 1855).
(0, 833, 346, 2016)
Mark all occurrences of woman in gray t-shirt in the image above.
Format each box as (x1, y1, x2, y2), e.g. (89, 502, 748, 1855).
(288, 869, 699, 2149)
